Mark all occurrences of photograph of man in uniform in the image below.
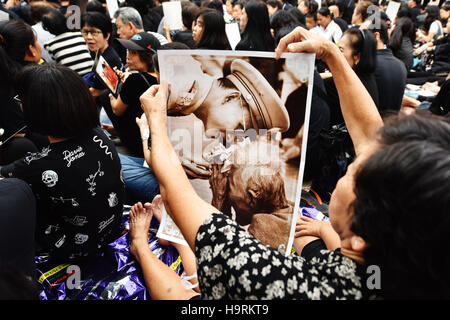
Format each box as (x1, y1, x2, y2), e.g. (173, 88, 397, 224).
(158, 50, 314, 254)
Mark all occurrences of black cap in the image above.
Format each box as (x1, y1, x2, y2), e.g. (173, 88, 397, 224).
(116, 32, 161, 54)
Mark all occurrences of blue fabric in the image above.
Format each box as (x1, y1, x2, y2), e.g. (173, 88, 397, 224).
(118, 153, 160, 204)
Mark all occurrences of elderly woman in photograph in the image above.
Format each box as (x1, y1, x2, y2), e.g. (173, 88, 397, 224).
(138, 26, 450, 299)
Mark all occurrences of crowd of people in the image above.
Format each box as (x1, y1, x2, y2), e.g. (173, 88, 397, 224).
(0, 0, 449, 300)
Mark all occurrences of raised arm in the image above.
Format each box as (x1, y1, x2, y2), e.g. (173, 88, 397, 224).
(276, 27, 383, 156)
(139, 82, 217, 251)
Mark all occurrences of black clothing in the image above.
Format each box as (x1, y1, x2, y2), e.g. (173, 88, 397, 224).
(334, 17, 348, 33)
(374, 49, 407, 113)
(392, 37, 414, 71)
(338, 0, 355, 25)
(142, 10, 162, 33)
(0, 127, 125, 261)
(410, 6, 421, 24)
(0, 178, 36, 279)
(172, 30, 196, 49)
(195, 213, 367, 299)
(103, 73, 157, 157)
(0, 78, 49, 164)
(283, 72, 330, 182)
(325, 72, 379, 126)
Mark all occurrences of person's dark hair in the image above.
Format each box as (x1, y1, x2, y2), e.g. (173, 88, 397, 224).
(196, 8, 231, 49)
(14, 64, 99, 138)
(0, 261, 39, 300)
(305, 11, 317, 20)
(368, 18, 389, 44)
(270, 10, 298, 34)
(396, 5, 412, 19)
(0, 20, 36, 87)
(81, 11, 112, 38)
(86, 0, 106, 14)
(275, 25, 296, 45)
(182, 2, 200, 30)
(29, 1, 58, 23)
(152, 42, 190, 73)
(267, 0, 282, 10)
(304, 0, 318, 15)
(41, 8, 68, 35)
(318, 6, 331, 17)
(388, 17, 415, 51)
(344, 28, 377, 74)
(422, 5, 440, 33)
(207, 0, 224, 14)
(127, 0, 162, 32)
(237, 0, 275, 52)
(288, 7, 306, 26)
(351, 113, 450, 299)
(232, 0, 244, 9)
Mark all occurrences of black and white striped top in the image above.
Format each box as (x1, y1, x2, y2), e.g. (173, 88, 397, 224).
(44, 32, 94, 76)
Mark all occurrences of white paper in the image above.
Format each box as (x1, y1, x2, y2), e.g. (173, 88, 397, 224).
(225, 23, 241, 50)
(106, 0, 119, 19)
(0, 10, 9, 21)
(385, 1, 401, 23)
(162, 1, 183, 31)
(156, 203, 188, 246)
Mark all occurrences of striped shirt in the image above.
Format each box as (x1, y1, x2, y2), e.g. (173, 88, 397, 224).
(44, 32, 94, 76)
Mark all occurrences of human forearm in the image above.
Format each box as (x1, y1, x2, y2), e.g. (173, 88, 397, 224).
(319, 223, 341, 250)
(322, 43, 383, 155)
(142, 83, 217, 252)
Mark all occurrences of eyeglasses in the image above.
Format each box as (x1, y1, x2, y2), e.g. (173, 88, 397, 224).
(81, 29, 103, 37)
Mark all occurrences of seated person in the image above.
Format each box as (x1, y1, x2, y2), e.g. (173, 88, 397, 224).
(0, 64, 125, 261)
(80, 11, 123, 98)
(104, 32, 161, 204)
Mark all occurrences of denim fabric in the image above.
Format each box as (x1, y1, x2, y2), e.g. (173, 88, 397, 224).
(118, 153, 160, 205)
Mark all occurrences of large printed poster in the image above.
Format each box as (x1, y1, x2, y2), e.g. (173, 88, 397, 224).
(158, 50, 315, 256)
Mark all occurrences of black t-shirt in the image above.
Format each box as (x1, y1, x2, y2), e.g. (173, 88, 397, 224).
(325, 72, 379, 126)
(0, 127, 125, 260)
(172, 30, 196, 49)
(0, 178, 36, 278)
(104, 72, 157, 157)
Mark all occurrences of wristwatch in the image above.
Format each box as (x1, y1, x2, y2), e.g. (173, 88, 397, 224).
(142, 128, 150, 141)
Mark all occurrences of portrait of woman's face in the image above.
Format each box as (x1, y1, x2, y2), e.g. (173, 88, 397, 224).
(81, 24, 109, 53)
(338, 34, 359, 69)
(193, 17, 205, 44)
(126, 49, 147, 72)
(240, 8, 248, 31)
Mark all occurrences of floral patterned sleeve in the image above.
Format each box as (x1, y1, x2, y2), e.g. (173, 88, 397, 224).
(195, 213, 364, 300)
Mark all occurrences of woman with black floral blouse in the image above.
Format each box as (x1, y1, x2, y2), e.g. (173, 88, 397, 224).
(137, 27, 450, 299)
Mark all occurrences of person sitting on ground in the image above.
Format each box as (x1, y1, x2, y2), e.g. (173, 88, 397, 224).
(43, 8, 94, 76)
(105, 32, 161, 204)
(388, 16, 415, 71)
(164, 1, 199, 49)
(317, 6, 343, 43)
(138, 26, 450, 300)
(323, 28, 379, 125)
(0, 19, 49, 165)
(0, 63, 125, 262)
(369, 20, 407, 113)
(417, 5, 444, 42)
(81, 11, 123, 98)
(129, 195, 200, 300)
